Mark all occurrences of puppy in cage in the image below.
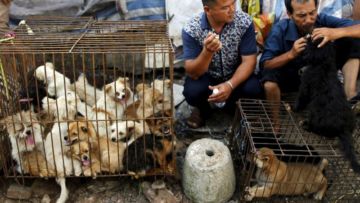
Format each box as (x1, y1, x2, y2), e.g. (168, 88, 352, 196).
(73, 73, 104, 107)
(244, 147, 328, 201)
(135, 83, 171, 119)
(294, 37, 360, 173)
(65, 117, 97, 146)
(89, 76, 134, 137)
(1, 110, 45, 173)
(18, 68, 49, 112)
(145, 109, 173, 137)
(66, 140, 101, 178)
(109, 120, 150, 142)
(34, 62, 73, 98)
(66, 118, 133, 174)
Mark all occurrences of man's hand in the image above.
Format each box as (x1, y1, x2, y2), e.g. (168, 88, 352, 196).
(1, 0, 12, 6)
(208, 82, 232, 103)
(312, 27, 339, 48)
(288, 37, 307, 59)
(204, 32, 222, 53)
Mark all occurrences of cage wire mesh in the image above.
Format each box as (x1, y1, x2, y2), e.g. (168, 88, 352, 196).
(0, 16, 176, 179)
(232, 99, 360, 202)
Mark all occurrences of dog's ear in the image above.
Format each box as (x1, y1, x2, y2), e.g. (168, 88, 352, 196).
(104, 84, 112, 93)
(164, 79, 171, 87)
(127, 125, 135, 135)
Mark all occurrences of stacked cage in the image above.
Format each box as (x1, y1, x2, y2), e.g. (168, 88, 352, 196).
(233, 99, 360, 202)
(0, 16, 176, 179)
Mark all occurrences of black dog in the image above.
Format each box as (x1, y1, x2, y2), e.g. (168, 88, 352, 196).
(18, 68, 49, 112)
(294, 38, 360, 173)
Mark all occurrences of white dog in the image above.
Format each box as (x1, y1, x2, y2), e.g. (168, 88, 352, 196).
(34, 62, 72, 98)
(110, 120, 150, 142)
(151, 79, 172, 104)
(42, 91, 82, 203)
(2, 110, 44, 173)
(73, 73, 103, 106)
(42, 91, 81, 121)
(91, 77, 134, 137)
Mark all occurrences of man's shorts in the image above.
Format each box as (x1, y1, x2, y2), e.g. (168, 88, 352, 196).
(335, 37, 360, 69)
(261, 65, 302, 93)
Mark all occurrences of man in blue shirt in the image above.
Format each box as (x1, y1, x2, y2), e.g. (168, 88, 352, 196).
(261, 0, 360, 132)
(182, 0, 262, 128)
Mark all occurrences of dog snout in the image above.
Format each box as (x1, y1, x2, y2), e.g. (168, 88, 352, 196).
(161, 125, 170, 134)
(83, 155, 88, 161)
(64, 136, 68, 141)
(25, 130, 32, 135)
(111, 137, 117, 142)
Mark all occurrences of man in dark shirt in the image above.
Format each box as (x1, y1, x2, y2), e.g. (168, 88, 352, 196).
(182, 0, 262, 128)
(260, 0, 360, 132)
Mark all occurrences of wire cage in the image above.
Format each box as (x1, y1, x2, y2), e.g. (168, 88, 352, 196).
(0, 16, 176, 179)
(232, 99, 360, 202)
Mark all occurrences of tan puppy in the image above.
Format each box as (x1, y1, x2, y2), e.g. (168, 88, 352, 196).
(97, 136, 131, 173)
(136, 83, 170, 119)
(66, 117, 97, 146)
(21, 150, 55, 177)
(66, 118, 133, 174)
(66, 141, 100, 178)
(244, 147, 328, 201)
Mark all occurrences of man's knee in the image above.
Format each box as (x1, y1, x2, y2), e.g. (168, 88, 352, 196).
(263, 81, 280, 94)
(183, 79, 210, 105)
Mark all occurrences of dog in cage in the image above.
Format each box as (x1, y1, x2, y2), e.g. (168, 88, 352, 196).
(244, 147, 328, 201)
(66, 118, 134, 174)
(135, 83, 171, 119)
(42, 91, 84, 203)
(293, 37, 360, 173)
(18, 68, 49, 112)
(34, 62, 73, 98)
(109, 120, 150, 142)
(1, 110, 45, 173)
(90, 76, 134, 137)
(66, 140, 101, 177)
(145, 109, 173, 137)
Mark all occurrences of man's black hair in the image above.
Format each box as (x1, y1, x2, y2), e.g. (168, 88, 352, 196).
(202, 0, 218, 7)
(285, 0, 318, 14)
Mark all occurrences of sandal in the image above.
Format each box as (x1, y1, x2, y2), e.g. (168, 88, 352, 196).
(186, 108, 204, 129)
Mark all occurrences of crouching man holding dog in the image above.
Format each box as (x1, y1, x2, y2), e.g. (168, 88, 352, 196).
(261, 0, 360, 132)
(182, 0, 263, 128)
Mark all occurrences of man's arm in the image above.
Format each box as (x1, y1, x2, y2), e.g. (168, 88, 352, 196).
(312, 24, 360, 47)
(208, 54, 256, 103)
(353, 0, 360, 20)
(184, 33, 221, 80)
(263, 37, 307, 69)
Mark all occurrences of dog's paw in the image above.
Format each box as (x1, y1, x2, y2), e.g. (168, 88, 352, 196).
(83, 169, 91, 177)
(313, 191, 324, 200)
(244, 186, 255, 201)
(284, 103, 292, 112)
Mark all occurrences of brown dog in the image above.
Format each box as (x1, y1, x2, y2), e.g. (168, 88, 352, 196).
(66, 117, 97, 146)
(244, 147, 328, 201)
(66, 140, 101, 178)
(21, 150, 55, 177)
